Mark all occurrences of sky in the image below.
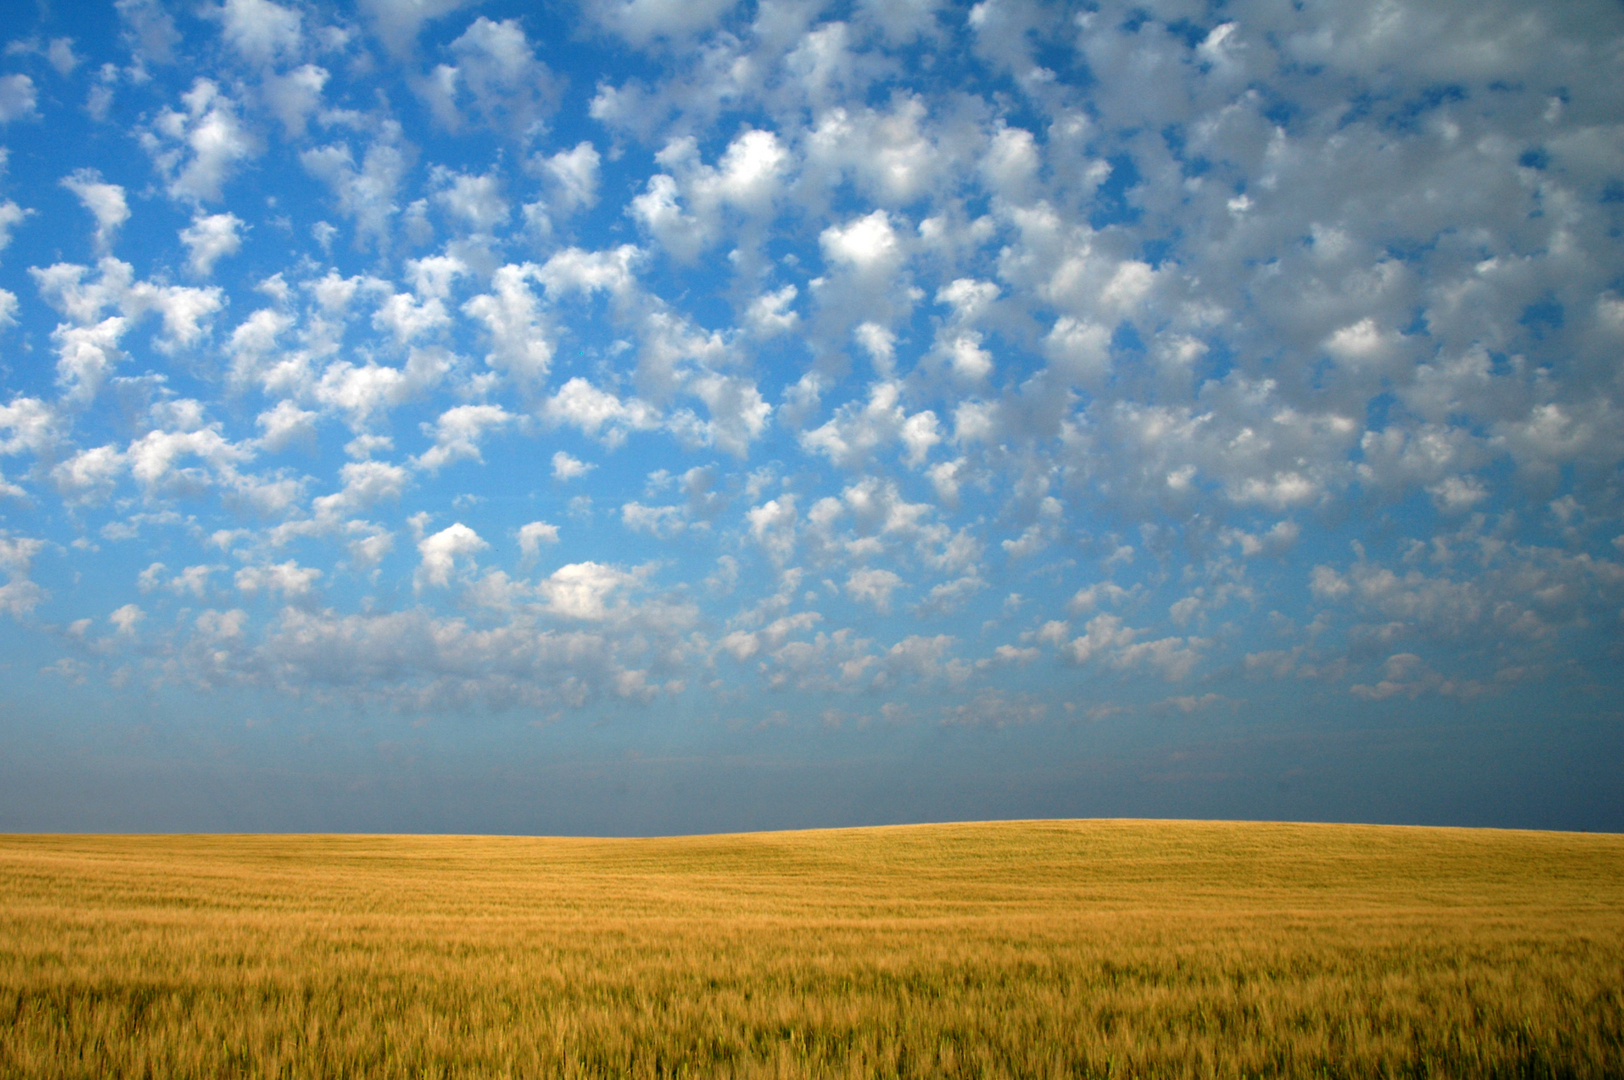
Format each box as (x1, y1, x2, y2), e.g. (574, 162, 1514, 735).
(0, 0, 1620, 835)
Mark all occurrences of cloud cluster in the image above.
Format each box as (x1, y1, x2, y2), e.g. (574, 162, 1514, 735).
(0, 0, 1618, 742)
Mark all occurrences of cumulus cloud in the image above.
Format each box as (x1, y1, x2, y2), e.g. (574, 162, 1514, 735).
(51, 444, 124, 502)
(315, 348, 449, 429)
(141, 79, 255, 203)
(630, 128, 791, 262)
(517, 521, 559, 558)
(60, 170, 129, 252)
(215, 0, 302, 66)
(179, 212, 244, 276)
(590, 0, 739, 46)
(235, 560, 321, 600)
(359, 0, 478, 55)
(256, 400, 317, 452)
(551, 451, 593, 481)
(745, 284, 799, 337)
(50, 319, 128, 404)
(538, 141, 600, 217)
(0, 532, 46, 616)
(821, 210, 902, 277)
(540, 561, 635, 620)
(0, 0, 1621, 753)
(462, 264, 553, 385)
(543, 378, 660, 447)
(300, 123, 409, 249)
(413, 404, 511, 472)
(802, 381, 938, 469)
(116, 0, 179, 63)
(537, 244, 642, 298)
(845, 567, 903, 613)
(0, 198, 29, 260)
(0, 396, 58, 457)
(0, 75, 38, 123)
(421, 18, 559, 139)
(262, 63, 329, 137)
(415, 522, 487, 589)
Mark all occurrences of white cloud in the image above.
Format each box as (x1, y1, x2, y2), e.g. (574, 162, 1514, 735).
(540, 560, 634, 620)
(359, 0, 477, 54)
(179, 212, 244, 276)
(0, 396, 59, 457)
(1427, 475, 1490, 514)
(406, 253, 466, 300)
(109, 603, 144, 635)
(314, 349, 449, 429)
(462, 264, 553, 385)
(0, 75, 37, 123)
(42, 37, 80, 75)
(423, 18, 559, 139)
(415, 522, 487, 589)
(52, 318, 128, 404)
(539, 141, 600, 216)
(143, 562, 224, 598)
(0, 0, 1620, 745)
(126, 423, 252, 496)
(845, 567, 903, 613)
(216, 0, 303, 66)
(806, 96, 965, 207)
(336, 459, 409, 507)
(629, 175, 700, 262)
(551, 451, 593, 481)
(1044, 316, 1112, 386)
(226, 307, 294, 386)
(301, 458, 410, 536)
(235, 560, 321, 600)
(60, 170, 129, 252)
(0, 199, 28, 260)
(0, 532, 46, 616)
(431, 167, 509, 233)
(141, 79, 256, 203)
(677, 374, 771, 458)
(414, 404, 511, 473)
(258, 63, 329, 137)
(856, 0, 944, 44)
(745, 284, 799, 337)
(590, 0, 739, 46)
(1112, 636, 1204, 682)
(542, 378, 660, 447)
(256, 399, 317, 452)
(747, 494, 797, 564)
(245, 598, 693, 711)
(630, 128, 791, 261)
(31, 257, 131, 323)
(621, 501, 685, 538)
(517, 521, 559, 558)
(820, 210, 901, 276)
(1063, 615, 1137, 665)
(802, 381, 938, 469)
(300, 123, 408, 249)
(373, 289, 449, 344)
(115, 0, 179, 63)
(146, 284, 226, 351)
(51, 444, 125, 503)
(537, 244, 642, 298)
(811, 208, 916, 332)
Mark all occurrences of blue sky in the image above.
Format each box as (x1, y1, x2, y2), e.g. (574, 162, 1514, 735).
(0, 0, 1620, 833)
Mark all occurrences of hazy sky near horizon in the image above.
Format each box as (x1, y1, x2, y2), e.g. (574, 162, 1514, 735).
(0, 0, 1620, 834)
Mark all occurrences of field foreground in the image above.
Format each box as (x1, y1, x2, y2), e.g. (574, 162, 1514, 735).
(1, 821, 1621, 1078)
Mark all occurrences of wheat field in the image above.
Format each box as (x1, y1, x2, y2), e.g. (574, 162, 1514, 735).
(1, 820, 1620, 1078)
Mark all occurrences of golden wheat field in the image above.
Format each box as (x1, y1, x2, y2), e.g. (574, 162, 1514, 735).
(1, 820, 1621, 1079)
